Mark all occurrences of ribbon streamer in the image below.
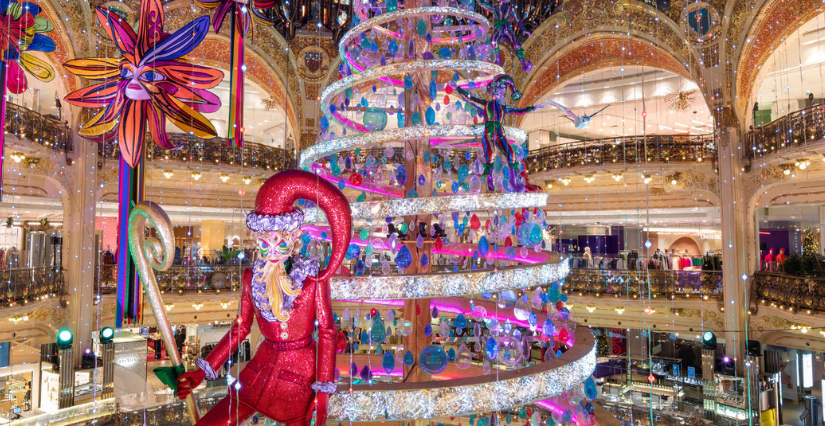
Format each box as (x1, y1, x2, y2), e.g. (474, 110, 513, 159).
(228, 9, 245, 147)
(128, 201, 201, 424)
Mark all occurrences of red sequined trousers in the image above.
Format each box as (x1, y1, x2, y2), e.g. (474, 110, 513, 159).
(194, 268, 336, 426)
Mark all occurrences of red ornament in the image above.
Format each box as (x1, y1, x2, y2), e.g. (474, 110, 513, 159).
(415, 304, 421, 315)
(514, 211, 523, 226)
(434, 237, 443, 250)
(505, 236, 512, 247)
(648, 374, 656, 383)
(446, 85, 453, 94)
(370, 308, 377, 318)
(336, 331, 347, 354)
(444, 95, 450, 104)
(485, 219, 492, 229)
(349, 173, 363, 186)
(470, 214, 480, 230)
(558, 327, 569, 344)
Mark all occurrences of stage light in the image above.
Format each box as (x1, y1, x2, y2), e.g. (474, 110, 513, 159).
(57, 329, 73, 349)
(702, 331, 716, 349)
(100, 327, 114, 344)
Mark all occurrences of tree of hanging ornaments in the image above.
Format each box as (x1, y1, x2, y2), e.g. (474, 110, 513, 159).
(297, 0, 600, 424)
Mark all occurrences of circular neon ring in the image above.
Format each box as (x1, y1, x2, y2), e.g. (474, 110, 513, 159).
(303, 192, 547, 222)
(328, 326, 595, 422)
(330, 256, 568, 300)
(300, 124, 527, 170)
(321, 59, 504, 132)
(341, 6, 493, 73)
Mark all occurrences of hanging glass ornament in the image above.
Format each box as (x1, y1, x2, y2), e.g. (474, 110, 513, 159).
(382, 351, 395, 374)
(403, 350, 415, 366)
(513, 294, 531, 321)
(485, 336, 498, 360)
(395, 245, 412, 269)
(396, 320, 413, 336)
(419, 345, 448, 374)
(456, 344, 472, 369)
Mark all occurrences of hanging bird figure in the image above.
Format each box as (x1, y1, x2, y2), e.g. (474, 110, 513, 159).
(543, 100, 610, 130)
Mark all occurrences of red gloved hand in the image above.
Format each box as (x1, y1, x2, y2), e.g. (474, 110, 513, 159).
(312, 392, 329, 426)
(176, 369, 206, 400)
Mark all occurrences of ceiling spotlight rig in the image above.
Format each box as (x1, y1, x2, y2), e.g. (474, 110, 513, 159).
(252, 0, 353, 42)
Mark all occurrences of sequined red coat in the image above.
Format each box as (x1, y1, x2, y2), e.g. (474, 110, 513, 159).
(200, 266, 336, 423)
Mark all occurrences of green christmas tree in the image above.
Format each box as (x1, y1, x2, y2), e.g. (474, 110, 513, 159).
(803, 228, 820, 256)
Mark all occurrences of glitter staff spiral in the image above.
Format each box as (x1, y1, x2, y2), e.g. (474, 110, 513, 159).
(128, 201, 201, 424)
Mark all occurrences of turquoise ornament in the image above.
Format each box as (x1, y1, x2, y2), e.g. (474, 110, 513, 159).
(382, 351, 395, 374)
(419, 345, 448, 374)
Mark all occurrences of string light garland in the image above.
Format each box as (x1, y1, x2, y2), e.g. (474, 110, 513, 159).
(329, 328, 595, 422)
(330, 257, 569, 300)
(304, 192, 547, 222)
(300, 125, 527, 170)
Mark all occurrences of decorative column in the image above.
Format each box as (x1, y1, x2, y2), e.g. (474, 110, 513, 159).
(718, 126, 749, 372)
(62, 134, 98, 366)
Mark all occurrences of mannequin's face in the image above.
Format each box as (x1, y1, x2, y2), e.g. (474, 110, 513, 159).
(258, 230, 302, 262)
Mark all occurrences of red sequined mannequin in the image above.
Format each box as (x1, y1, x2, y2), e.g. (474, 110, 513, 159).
(177, 170, 351, 426)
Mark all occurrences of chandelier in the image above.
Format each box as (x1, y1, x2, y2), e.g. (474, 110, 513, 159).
(665, 87, 697, 112)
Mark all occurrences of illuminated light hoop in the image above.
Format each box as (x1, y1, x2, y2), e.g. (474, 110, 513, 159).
(328, 326, 595, 422)
(340, 7, 492, 73)
(300, 124, 527, 170)
(303, 225, 554, 265)
(321, 60, 504, 131)
(329, 257, 567, 300)
(304, 192, 547, 222)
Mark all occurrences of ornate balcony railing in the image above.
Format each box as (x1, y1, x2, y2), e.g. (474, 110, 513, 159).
(4, 103, 71, 152)
(0, 267, 64, 307)
(98, 133, 296, 171)
(95, 264, 244, 295)
(564, 268, 723, 299)
(745, 103, 825, 159)
(751, 271, 825, 314)
(525, 134, 715, 173)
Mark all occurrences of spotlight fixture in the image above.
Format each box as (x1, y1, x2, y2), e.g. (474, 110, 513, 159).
(164, 303, 174, 311)
(560, 178, 571, 186)
(702, 331, 716, 349)
(163, 170, 174, 179)
(612, 173, 622, 182)
(784, 168, 791, 175)
(191, 172, 203, 181)
(57, 329, 73, 349)
(99, 327, 114, 344)
(243, 176, 252, 185)
(586, 304, 596, 313)
(583, 175, 595, 184)
(9, 153, 24, 163)
(192, 302, 203, 311)
(643, 175, 652, 184)
(614, 307, 625, 315)
(220, 173, 230, 183)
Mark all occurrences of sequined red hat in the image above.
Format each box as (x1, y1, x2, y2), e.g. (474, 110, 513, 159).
(247, 170, 352, 280)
